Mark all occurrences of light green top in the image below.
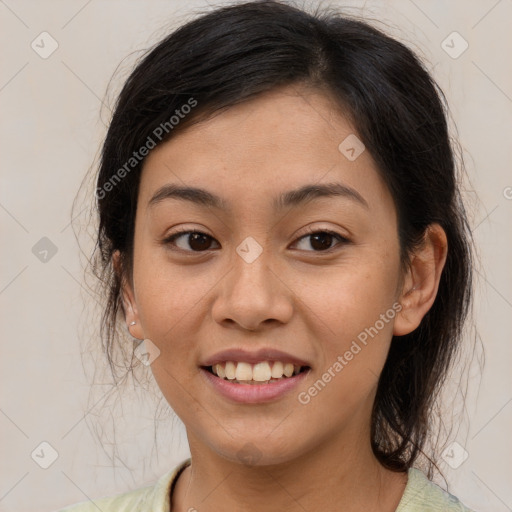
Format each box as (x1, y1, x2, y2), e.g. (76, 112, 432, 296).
(55, 458, 476, 511)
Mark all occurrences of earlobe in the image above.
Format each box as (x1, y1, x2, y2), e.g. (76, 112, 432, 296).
(113, 250, 144, 340)
(393, 224, 448, 336)
(393, 285, 419, 336)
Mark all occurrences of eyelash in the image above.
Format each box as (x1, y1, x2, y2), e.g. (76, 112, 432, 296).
(161, 227, 350, 254)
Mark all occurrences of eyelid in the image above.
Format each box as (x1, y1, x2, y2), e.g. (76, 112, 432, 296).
(161, 226, 351, 253)
(297, 225, 350, 242)
(161, 227, 219, 251)
(290, 226, 350, 253)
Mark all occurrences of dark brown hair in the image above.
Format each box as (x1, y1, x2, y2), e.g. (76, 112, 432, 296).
(85, 0, 474, 475)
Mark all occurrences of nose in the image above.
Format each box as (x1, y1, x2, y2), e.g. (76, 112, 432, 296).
(211, 244, 293, 332)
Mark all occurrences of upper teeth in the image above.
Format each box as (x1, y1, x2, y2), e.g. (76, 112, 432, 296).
(211, 361, 302, 381)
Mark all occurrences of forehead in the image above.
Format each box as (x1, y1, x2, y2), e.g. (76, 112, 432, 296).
(138, 84, 392, 216)
(148, 85, 351, 164)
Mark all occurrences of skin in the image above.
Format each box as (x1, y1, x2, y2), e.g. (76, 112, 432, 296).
(116, 83, 448, 512)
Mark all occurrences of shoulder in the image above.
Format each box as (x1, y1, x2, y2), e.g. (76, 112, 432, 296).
(53, 458, 191, 512)
(396, 467, 476, 512)
(54, 484, 154, 512)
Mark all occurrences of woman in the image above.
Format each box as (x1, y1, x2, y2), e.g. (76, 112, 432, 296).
(58, 1, 476, 510)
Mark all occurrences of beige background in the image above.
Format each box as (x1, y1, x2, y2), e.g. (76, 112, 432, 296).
(1, 1, 511, 511)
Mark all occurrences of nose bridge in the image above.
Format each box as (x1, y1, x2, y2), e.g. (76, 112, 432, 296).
(231, 234, 275, 303)
(212, 234, 293, 330)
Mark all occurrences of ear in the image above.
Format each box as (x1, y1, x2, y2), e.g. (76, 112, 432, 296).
(113, 250, 144, 340)
(393, 224, 448, 336)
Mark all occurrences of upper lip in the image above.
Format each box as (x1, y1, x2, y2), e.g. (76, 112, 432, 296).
(200, 348, 311, 368)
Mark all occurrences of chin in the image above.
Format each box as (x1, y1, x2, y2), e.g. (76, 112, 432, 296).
(208, 432, 311, 468)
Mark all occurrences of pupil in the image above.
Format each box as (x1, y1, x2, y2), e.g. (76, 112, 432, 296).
(311, 233, 332, 251)
(190, 233, 211, 251)
(187, 233, 333, 251)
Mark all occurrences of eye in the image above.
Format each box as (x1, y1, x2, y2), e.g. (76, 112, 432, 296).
(292, 228, 350, 252)
(162, 229, 219, 252)
(162, 227, 350, 254)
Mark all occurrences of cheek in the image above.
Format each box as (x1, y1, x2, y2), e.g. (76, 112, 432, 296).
(299, 250, 400, 339)
(132, 241, 213, 337)
(294, 247, 401, 399)
(129, 256, 205, 397)
(132, 255, 210, 418)
(293, 268, 399, 428)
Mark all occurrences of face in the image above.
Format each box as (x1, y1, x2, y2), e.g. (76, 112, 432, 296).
(122, 84, 405, 465)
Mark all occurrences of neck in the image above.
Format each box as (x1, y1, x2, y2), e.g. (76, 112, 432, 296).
(171, 426, 408, 512)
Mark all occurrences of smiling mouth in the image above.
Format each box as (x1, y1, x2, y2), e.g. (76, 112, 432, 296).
(202, 361, 310, 385)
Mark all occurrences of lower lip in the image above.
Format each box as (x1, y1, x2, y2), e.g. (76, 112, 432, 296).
(200, 367, 310, 404)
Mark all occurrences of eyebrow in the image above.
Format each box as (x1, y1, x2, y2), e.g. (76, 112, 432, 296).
(147, 181, 369, 211)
